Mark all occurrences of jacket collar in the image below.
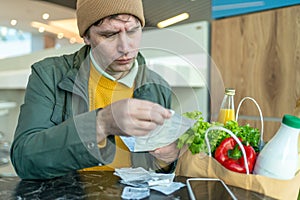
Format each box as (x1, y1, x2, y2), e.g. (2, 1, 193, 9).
(58, 45, 91, 101)
(58, 45, 148, 100)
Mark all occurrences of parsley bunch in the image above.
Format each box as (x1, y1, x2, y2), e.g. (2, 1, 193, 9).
(177, 111, 261, 154)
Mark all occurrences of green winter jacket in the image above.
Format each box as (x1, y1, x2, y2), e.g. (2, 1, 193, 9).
(10, 45, 173, 179)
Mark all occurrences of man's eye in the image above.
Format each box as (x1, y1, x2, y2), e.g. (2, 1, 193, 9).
(128, 27, 140, 34)
(127, 30, 137, 35)
(103, 33, 117, 38)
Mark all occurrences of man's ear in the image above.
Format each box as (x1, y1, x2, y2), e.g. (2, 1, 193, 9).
(83, 35, 90, 45)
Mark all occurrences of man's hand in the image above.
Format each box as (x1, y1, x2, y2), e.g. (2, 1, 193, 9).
(149, 141, 180, 164)
(95, 98, 172, 142)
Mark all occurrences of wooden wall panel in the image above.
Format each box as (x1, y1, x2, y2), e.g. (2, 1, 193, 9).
(210, 5, 300, 138)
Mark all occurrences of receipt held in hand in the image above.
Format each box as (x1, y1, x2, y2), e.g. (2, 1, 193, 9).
(120, 110, 196, 152)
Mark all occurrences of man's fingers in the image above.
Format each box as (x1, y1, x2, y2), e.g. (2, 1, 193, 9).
(132, 101, 172, 125)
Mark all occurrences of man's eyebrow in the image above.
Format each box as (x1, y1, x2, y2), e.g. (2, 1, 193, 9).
(128, 24, 141, 31)
(97, 24, 141, 35)
(97, 30, 119, 35)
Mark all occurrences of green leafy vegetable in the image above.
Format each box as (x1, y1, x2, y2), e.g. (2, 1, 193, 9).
(177, 111, 261, 154)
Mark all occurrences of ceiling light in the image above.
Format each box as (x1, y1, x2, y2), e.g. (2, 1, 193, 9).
(38, 27, 45, 33)
(10, 20, 17, 26)
(69, 37, 76, 44)
(157, 13, 189, 28)
(42, 13, 50, 20)
(57, 33, 64, 39)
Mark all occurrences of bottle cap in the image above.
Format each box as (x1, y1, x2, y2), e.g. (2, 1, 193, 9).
(225, 88, 235, 95)
(282, 114, 300, 129)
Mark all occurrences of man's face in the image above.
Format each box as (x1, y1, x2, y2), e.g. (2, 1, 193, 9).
(83, 14, 142, 79)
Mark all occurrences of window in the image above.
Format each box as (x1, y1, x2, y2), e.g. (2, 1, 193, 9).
(0, 26, 31, 59)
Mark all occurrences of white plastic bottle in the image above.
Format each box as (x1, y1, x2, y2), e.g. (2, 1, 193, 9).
(253, 114, 300, 180)
(293, 99, 300, 171)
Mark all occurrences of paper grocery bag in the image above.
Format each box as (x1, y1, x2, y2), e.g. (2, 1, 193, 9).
(175, 150, 300, 200)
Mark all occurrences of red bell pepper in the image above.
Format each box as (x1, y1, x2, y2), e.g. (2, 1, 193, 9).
(214, 137, 256, 173)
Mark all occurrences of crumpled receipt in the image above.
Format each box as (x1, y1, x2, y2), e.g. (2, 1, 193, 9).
(120, 110, 196, 152)
(115, 167, 185, 198)
(121, 187, 150, 200)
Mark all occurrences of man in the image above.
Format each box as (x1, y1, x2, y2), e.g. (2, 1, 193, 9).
(10, 0, 179, 179)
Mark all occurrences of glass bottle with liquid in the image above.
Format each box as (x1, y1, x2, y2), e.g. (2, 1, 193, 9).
(217, 88, 236, 124)
(253, 114, 300, 179)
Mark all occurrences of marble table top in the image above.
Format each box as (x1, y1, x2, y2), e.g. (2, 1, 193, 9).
(0, 170, 277, 200)
(0, 171, 189, 200)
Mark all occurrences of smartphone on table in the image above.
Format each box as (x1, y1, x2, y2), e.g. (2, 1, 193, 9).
(186, 178, 237, 200)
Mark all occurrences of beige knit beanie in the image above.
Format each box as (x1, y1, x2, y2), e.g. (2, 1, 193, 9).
(76, 0, 145, 37)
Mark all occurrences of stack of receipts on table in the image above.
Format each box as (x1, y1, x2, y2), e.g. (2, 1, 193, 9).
(121, 110, 196, 152)
(114, 167, 185, 199)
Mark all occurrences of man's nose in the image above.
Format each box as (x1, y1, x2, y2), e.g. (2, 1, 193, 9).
(117, 33, 130, 55)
